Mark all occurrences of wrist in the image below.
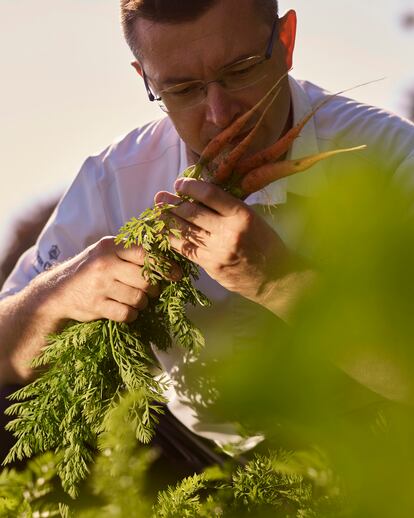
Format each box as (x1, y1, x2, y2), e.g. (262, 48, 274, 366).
(10, 275, 71, 383)
(258, 265, 318, 323)
(30, 267, 72, 327)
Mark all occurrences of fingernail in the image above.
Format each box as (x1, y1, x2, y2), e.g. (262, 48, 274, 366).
(155, 192, 166, 203)
(174, 178, 184, 192)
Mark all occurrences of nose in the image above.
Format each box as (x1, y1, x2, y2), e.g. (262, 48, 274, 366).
(203, 82, 243, 130)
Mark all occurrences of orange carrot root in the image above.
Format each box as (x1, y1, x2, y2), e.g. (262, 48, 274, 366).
(211, 87, 282, 184)
(240, 145, 367, 195)
(198, 71, 289, 166)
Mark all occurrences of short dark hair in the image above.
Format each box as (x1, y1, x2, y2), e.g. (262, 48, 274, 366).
(120, 0, 279, 59)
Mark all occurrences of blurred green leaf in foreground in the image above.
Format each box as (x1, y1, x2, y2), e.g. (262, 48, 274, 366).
(193, 163, 414, 517)
(2, 162, 414, 517)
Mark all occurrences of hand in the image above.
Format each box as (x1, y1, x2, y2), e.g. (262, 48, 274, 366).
(154, 178, 290, 306)
(47, 236, 180, 323)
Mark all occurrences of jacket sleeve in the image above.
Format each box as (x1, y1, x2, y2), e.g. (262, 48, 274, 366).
(0, 155, 111, 299)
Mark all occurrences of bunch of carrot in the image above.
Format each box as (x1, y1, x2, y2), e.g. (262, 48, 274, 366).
(188, 75, 366, 197)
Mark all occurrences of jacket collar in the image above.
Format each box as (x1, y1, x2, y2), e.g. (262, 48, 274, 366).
(180, 75, 328, 205)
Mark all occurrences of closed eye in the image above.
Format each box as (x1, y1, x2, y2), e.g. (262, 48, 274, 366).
(163, 82, 203, 97)
(226, 65, 257, 77)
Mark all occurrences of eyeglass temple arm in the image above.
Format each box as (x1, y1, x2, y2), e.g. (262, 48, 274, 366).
(142, 69, 156, 102)
(265, 16, 279, 59)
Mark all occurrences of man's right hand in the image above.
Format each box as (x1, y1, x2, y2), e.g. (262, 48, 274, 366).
(49, 236, 181, 324)
(0, 236, 181, 384)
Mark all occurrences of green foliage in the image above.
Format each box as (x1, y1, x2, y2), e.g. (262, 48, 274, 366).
(4, 319, 167, 497)
(4, 191, 209, 497)
(1, 385, 339, 516)
(150, 449, 340, 518)
(0, 452, 69, 517)
(77, 390, 157, 517)
(153, 473, 208, 517)
(231, 451, 312, 511)
(0, 390, 340, 517)
(230, 450, 345, 518)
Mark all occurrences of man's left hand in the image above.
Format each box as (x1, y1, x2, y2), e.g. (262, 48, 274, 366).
(154, 178, 292, 308)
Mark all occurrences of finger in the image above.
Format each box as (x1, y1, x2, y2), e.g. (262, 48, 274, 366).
(155, 190, 217, 234)
(111, 281, 149, 309)
(101, 300, 139, 323)
(115, 243, 146, 265)
(113, 261, 160, 296)
(154, 190, 181, 206)
(174, 178, 245, 217)
(115, 241, 181, 282)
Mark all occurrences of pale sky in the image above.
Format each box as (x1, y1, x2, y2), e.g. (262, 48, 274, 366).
(0, 0, 413, 245)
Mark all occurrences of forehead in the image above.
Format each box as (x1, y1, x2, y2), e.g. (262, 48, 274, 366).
(135, 0, 270, 83)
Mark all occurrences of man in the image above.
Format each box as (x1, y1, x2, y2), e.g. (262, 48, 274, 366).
(0, 0, 413, 454)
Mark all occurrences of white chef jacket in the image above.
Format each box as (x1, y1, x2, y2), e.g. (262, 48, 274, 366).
(1, 77, 414, 453)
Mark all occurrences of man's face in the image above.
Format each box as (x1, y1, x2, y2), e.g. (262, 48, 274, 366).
(134, 0, 296, 162)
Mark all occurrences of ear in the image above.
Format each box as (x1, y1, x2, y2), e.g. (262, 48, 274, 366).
(131, 60, 143, 78)
(278, 9, 297, 70)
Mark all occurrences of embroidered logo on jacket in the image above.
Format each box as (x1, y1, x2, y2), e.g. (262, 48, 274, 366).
(33, 244, 61, 273)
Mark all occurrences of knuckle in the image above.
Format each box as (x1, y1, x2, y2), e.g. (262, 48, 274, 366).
(135, 245, 146, 262)
(125, 308, 139, 323)
(138, 271, 148, 286)
(86, 237, 116, 269)
(97, 235, 116, 251)
(124, 244, 145, 264)
(114, 305, 137, 323)
(234, 206, 253, 228)
(141, 277, 157, 294)
(92, 254, 108, 272)
(87, 254, 112, 278)
(117, 305, 130, 322)
(131, 289, 145, 308)
(226, 230, 242, 253)
(136, 291, 149, 310)
(217, 231, 243, 265)
(225, 211, 253, 249)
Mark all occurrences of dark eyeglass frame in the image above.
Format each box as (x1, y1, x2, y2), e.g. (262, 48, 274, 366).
(141, 16, 280, 107)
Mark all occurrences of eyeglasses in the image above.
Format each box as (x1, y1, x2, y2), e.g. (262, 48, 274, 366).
(142, 17, 279, 113)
